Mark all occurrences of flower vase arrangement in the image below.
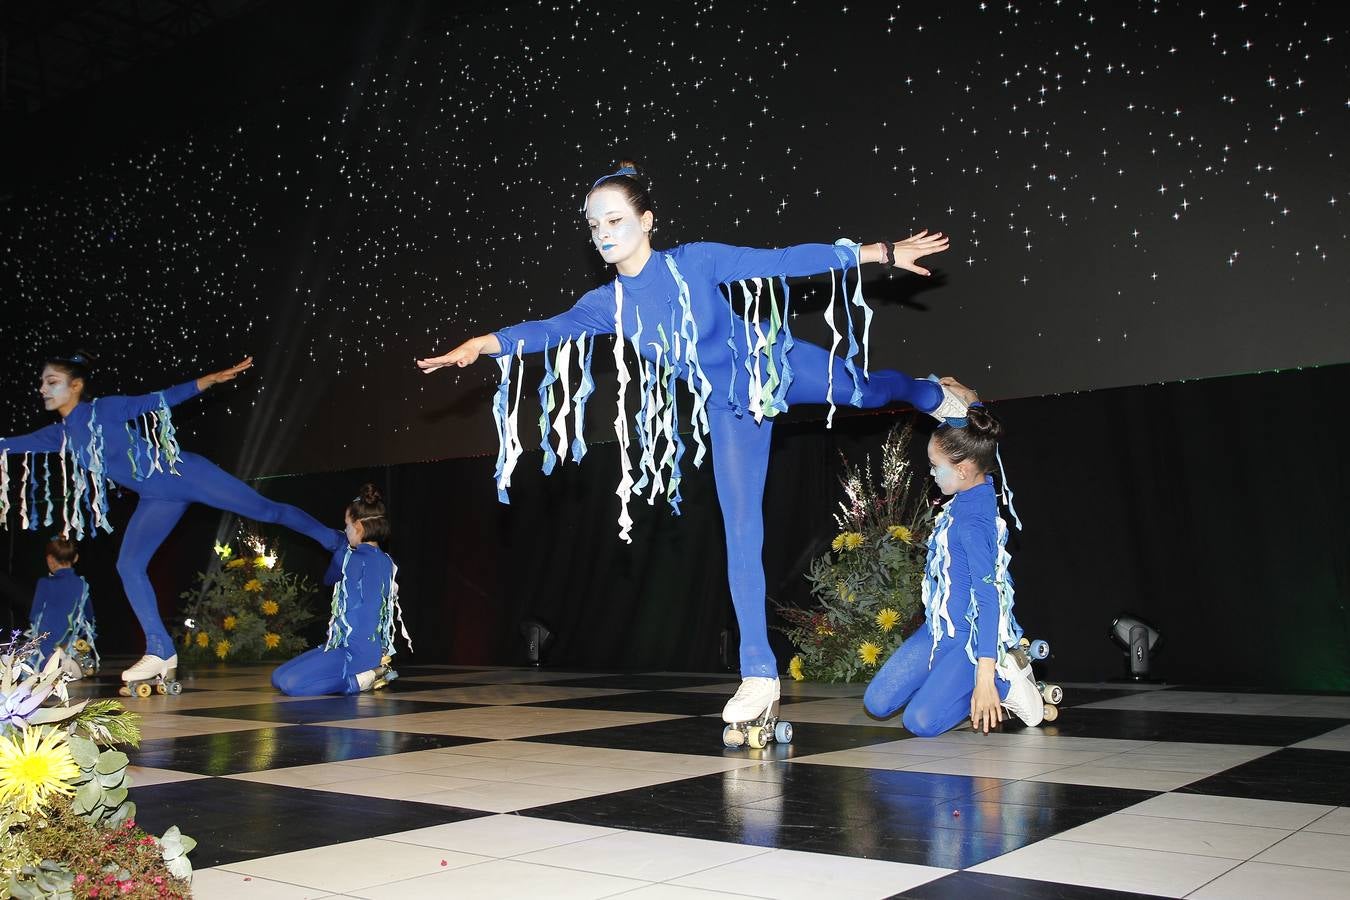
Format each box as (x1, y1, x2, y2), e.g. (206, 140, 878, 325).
(0, 635, 194, 897)
(777, 420, 933, 683)
(177, 536, 319, 663)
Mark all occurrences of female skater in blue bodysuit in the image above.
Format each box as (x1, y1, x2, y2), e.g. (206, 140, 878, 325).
(272, 483, 406, 696)
(0, 353, 344, 688)
(415, 163, 970, 727)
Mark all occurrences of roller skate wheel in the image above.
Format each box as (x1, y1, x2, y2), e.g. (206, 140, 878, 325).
(167, 682, 182, 696)
(1042, 703, 1059, 722)
(1029, 639, 1050, 659)
(722, 725, 745, 749)
(1041, 683, 1063, 704)
(134, 683, 153, 698)
(81, 666, 96, 678)
(118, 685, 132, 697)
(155, 683, 168, 695)
(1018, 637, 1030, 649)
(774, 720, 794, 744)
(74, 639, 91, 653)
(747, 726, 767, 750)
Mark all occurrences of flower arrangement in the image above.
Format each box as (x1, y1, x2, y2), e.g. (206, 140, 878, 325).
(176, 537, 320, 662)
(0, 634, 193, 897)
(776, 420, 932, 683)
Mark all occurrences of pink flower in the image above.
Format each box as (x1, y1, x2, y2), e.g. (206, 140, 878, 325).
(75, 875, 88, 885)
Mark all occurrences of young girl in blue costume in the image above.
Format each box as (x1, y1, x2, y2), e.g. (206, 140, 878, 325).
(863, 403, 1043, 735)
(416, 161, 973, 727)
(0, 352, 345, 689)
(26, 536, 98, 678)
(272, 484, 408, 696)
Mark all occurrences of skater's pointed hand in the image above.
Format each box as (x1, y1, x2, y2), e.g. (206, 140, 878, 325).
(938, 377, 979, 406)
(889, 230, 950, 276)
(198, 356, 254, 390)
(970, 660, 1003, 734)
(416, 334, 502, 373)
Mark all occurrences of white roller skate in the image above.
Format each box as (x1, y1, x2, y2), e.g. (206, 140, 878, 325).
(721, 677, 793, 750)
(925, 375, 971, 425)
(354, 658, 400, 693)
(69, 639, 99, 677)
(120, 653, 182, 697)
(996, 652, 1045, 727)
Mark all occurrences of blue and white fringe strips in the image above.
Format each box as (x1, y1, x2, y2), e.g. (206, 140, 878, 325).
(767, 277, 795, 416)
(740, 279, 768, 422)
(630, 310, 653, 499)
(664, 253, 712, 467)
(837, 258, 864, 409)
(840, 240, 874, 379)
(612, 281, 637, 542)
(84, 403, 112, 534)
(570, 333, 595, 463)
(550, 338, 573, 467)
(823, 266, 842, 427)
(71, 578, 100, 669)
(536, 338, 559, 476)
(57, 431, 71, 539)
(21, 453, 32, 530)
(962, 514, 1024, 666)
(154, 392, 184, 474)
(922, 500, 957, 665)
(490, 341, 527, 505)
(323, 547, 355, 651)
(996, 446, 1024, 531)
(377, 560, 413, 658)
(41, 455, 53, 528)
(663, 324, 687, 513)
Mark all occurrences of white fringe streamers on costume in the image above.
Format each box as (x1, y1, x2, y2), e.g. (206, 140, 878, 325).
(665, 254, 712, 468)
(962, 514, 1024, 666)
(823, 267, 842, 427)
(612, 282, 636, 543)
(922, 501, 957, 665)
(551, 338, 573, 467)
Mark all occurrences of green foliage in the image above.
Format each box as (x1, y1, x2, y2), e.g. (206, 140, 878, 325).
(176, 539, 321, 662)
(68, 735, 135, 828)
(776, 421, 932, 683)
(68, 700, 141, 750)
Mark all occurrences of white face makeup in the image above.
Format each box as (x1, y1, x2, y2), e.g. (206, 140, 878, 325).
(584, 186, 648, 266)
(39, 366, 76, 413)
(927, 437, 965, 496)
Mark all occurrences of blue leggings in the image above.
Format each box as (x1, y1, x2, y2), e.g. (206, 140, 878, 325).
(272, 646, 365, 696)
(863, 631, 1011, 737)
(119, 453, 340, 658)
(711, 338, 941, 677)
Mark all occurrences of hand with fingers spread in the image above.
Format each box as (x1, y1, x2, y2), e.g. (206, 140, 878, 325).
(873, 230, 951, 276)
(970, 657, 1004, 734)
(196, 356, 254, 391)
(938, 376, 980, 406)
(415, 334, 503, 373)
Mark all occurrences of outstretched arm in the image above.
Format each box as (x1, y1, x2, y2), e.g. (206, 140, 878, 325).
(96, 356, 255, 422)
(695, 231, 950, 284)
(416, 290, 613, 373)
(0, 423, 66, 455)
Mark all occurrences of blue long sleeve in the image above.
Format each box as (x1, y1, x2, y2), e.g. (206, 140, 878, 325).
(91, 380, 201, 423)
(683, 241, 857, 283)
(0, 423, 66, 455)
(492, 290, 614, 358)
(957, 516, 1002, 660)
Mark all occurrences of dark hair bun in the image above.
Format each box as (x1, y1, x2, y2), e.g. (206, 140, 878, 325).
(965, 405, 1003, 440)
(357, 483, 383, 506)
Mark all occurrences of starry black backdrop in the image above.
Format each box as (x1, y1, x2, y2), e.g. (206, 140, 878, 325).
(2, 0, 1347, 478)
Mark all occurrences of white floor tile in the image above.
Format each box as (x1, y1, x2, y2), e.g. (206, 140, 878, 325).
(1054, 812, 1291, 859)
(352, 859, 647, 899)
(970, 839, 1239, 897)
(306, 771, 484, 800)
(896, 756, 1066, 779)
(219, 838, 491, 893)
(1122, 794, 1334, 829)
(1189, 861, 1350, 899)
(1306, 807, 1350, 835)
(1292, 724, 1350, 751)
(517, 830, 771, 881)
(413, 779, 598, 812)
(671, 847, 950, 899)
(1027, 763, 1201, 791)
(1253, 831, 1350, 870)
(791, 749, 946, 770)
(191, 867, 333, 899)
(382, 815, 621, 857)
(609, 886, 747, 899)
(226, 762, 386, 788)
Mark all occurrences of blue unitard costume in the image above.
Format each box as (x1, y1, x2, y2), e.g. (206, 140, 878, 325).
(492, 242, 946, 678)
(863, 476, 1021, 736)
(27, 567, 97, 667)
(272, 540, 400, 696)
(0, 383, 344, 659)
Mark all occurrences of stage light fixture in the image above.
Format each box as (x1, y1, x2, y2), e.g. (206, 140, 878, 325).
(520, 617, 554, 666)
(1109, 613, 1162, 680)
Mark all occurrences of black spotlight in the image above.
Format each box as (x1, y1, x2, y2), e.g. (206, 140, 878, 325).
(1110, 613, 1162, 681)
(520, 617, 555, 666)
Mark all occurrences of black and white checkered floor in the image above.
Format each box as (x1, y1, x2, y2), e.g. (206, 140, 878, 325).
(76, 664, 1350, 899)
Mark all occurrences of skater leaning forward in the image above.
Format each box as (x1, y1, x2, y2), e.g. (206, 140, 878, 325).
(416, 160, 974, 738)
(863, 400, 1047, 735)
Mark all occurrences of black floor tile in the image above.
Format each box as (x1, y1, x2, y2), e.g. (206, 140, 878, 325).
(172, 696, 478, 724)
(128, 725, 482, 775)
(537, 674, 739, 690)
(130, 778, 485, 868)
(527, 689, 814, 716)
(1056, 687, 1161, 709)
(1179, 748, 1350, 805)
(894, 871, 1170, 899)
(1003, 707, 1347, 746)
(523, 715, 911, 758)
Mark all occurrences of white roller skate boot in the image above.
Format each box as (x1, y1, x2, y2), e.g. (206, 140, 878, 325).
(120, 653, 181, 698)
(721, 677, 793, 750)
(925, 375, 971, 425)
(354, 659, 400, 693)
(47, 646, 85, 681)
(996, 655, 1045, 727)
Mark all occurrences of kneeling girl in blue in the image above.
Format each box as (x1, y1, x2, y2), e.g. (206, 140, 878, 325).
(863, 404, 1042, 735)
(271, 484, 411, 696)
(27, 536, 98, 675)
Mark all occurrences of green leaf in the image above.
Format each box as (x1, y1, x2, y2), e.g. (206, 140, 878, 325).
(97, 769, 127, 789)
(95, 750, 130, 774)
(73, 779, 102, 815)
(104, 785, 129, 807)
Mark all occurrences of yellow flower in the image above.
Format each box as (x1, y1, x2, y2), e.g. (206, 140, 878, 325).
(243, 579, 263, 592)
(788, 656, 804, 682)
(887, 525, 913, 543)
(226, 558, 246, 569)
(835, 581, 856, 604)
(0, 728, 81, 812)
(261, 599, 279, 616)
(254, 556, 270, 569)
(215, 639, 231, 659)
(263, 632, 281, 649)
(876, 608, 900, 633)
(858, 641, 882, 666)
(814, 623, 834, 636)
(223, 615, 237, 631)
(213, 542, 234, 559)
(831, 533, 846, 551)
(196, 632, 210, 648)
(831, 532, 864, 551)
